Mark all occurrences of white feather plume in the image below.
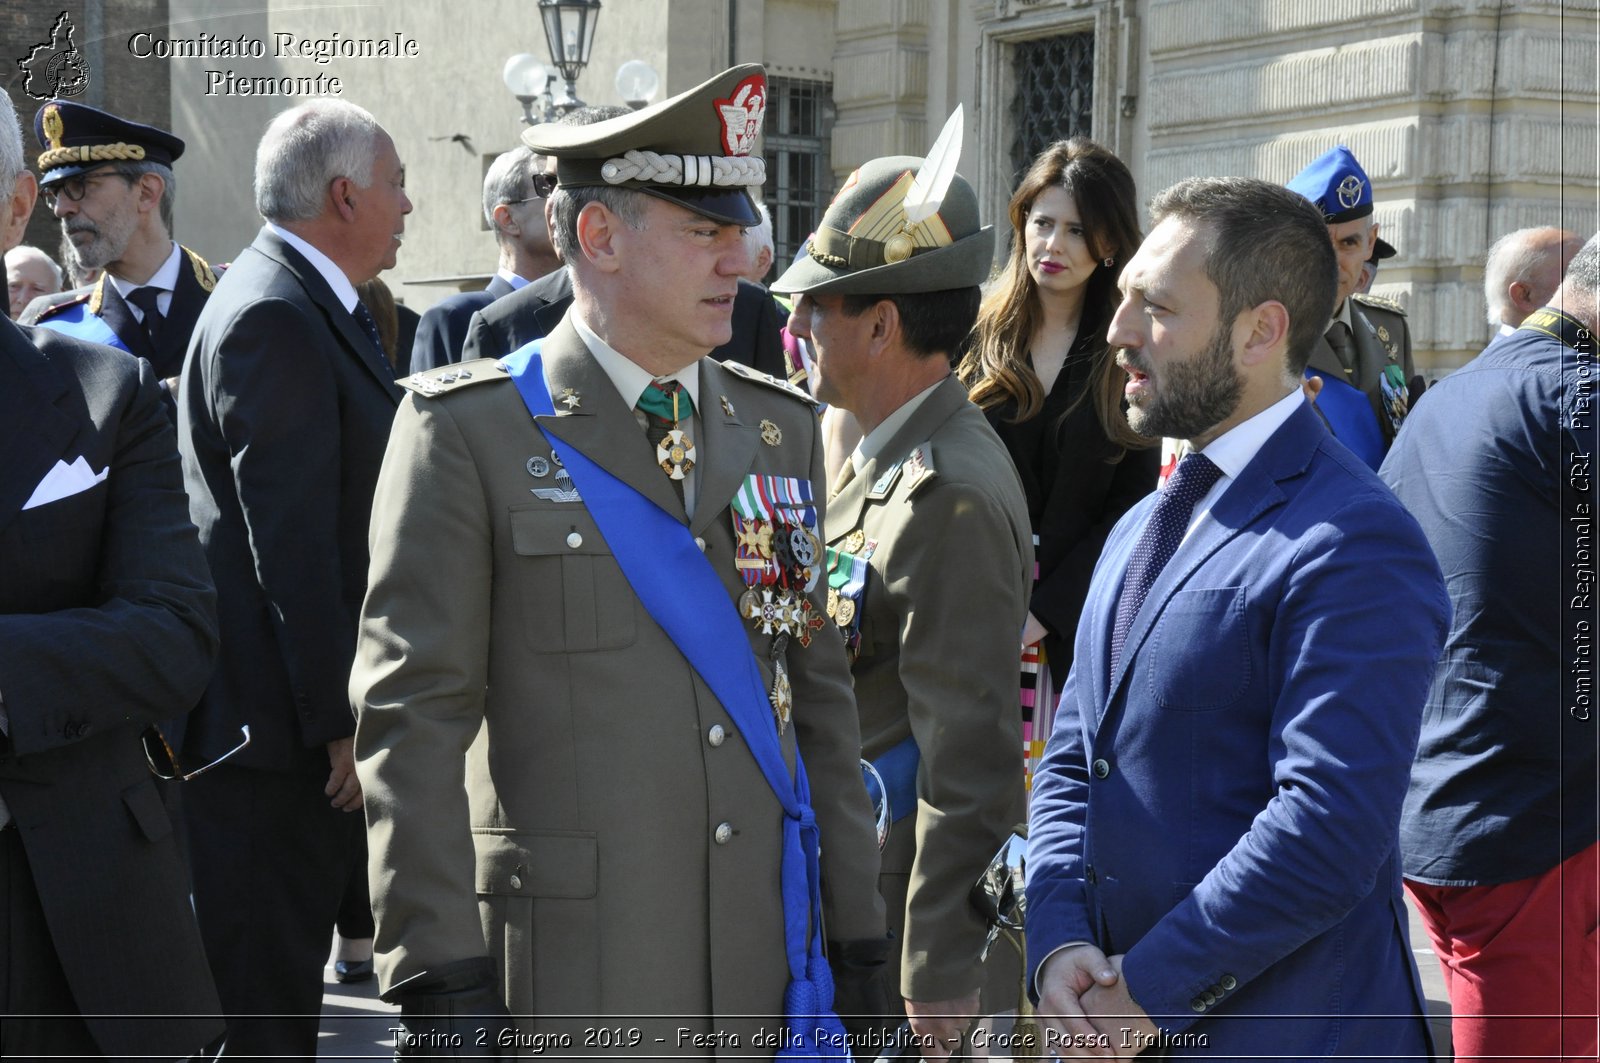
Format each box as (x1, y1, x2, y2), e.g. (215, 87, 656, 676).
(902, 105, 964, 226)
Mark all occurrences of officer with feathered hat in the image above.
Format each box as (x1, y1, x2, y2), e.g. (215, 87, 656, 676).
(774, 115, 1034, 1059)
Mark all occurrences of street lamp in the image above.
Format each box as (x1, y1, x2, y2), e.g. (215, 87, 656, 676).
(539, 0, 602, 114)
(614, 59, 660, 110)
(503, 53, 554, 125)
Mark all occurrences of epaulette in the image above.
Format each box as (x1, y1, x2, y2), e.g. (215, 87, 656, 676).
(31, 289, 92, 321)
(721, 358, 820, 407)
(182, 245, 219, 292)
(398, 358, 508, 398)
(1352, 292, 1406, 316)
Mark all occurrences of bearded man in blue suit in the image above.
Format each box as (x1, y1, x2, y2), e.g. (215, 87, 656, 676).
(1026, 177, 1450, 1058)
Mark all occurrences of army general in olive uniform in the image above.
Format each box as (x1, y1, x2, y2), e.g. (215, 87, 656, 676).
(775, 153, 1033, 1057)
(352, 66, 887, 1058)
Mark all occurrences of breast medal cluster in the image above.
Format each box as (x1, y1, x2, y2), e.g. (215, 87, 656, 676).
(826, 531, 874, 662)
(730, 475, 825, 732)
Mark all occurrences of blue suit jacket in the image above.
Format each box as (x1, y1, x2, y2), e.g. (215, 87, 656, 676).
(1027, 400, 1450, 1057)
(408, 273, 516, 372)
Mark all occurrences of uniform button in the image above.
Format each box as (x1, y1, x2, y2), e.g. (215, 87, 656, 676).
(1220, 974, 1237, 991)
(1190, 998, 1207, 1013)
(714, 822, 733, 844)
(707, 724, 726, 747)
(695, 537, 707, 552)
(509, 874, 523, 890)
(1091, 758, 1111, 779)
(1201, 990, 1218, 1006)
(566, 531, 583, 548)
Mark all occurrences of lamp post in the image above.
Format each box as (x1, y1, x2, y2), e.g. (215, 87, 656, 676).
(614, 59, 660, 110)
(538, 0, 602, 115)
(502, 53, 555, 125)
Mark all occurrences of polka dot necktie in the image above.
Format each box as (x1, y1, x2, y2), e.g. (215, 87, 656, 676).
(352, 301, 393, 375)
(1109, 452, 1223, 681)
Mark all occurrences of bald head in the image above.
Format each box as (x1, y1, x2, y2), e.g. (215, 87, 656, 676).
(7, 245, 63, 318)
(1485, 226, 1582, 328)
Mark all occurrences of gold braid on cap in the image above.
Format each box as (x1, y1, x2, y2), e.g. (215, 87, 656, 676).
(39, 142, 148, 170)
(599, 149, 764, 188)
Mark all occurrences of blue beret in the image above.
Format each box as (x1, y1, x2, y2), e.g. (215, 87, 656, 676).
(34, 100, 185, 186)
(1286, 145, 1373, 224)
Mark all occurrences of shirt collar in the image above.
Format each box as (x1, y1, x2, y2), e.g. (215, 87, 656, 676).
(1195, 387, 1305, 482)
(108, 240, 182, 299)
(268, 222, 360, 312)
(497, 268, 530, 290)
(570, 313, 702, 415)
(852, 377, 946, 474)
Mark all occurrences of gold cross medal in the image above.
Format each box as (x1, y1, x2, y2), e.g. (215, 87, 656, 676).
(657, 429, 696, 480)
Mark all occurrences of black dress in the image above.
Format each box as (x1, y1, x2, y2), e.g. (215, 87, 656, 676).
(987, 318, 1159, 693)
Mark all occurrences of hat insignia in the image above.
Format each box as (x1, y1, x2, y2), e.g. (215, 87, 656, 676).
(1337, 174, 1364, 210)
(41, 104, 64, 150)
(715, 74, 765, 156)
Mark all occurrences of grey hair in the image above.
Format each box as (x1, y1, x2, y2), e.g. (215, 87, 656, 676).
(6, 244, 63, 286)
(1568, 233, 1600, 297)
(548, 184, 648, 263)
(120, 160, 176, 232)
(0, 96, 24, 190)
(749, 201, 773, 253)
(481, 146, 544, 228)
(1485, 227, 1575, 325)
(254, 99, 384, 223)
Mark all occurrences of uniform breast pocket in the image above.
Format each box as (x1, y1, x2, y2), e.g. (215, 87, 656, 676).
(509, 505, 636, 653)
(1147, 586, 1252, 710)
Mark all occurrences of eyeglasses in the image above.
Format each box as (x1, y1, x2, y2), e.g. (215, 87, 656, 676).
(507, 172, 559, 205)
(142, 724, 251, 782)
(42, 167, 136, 208)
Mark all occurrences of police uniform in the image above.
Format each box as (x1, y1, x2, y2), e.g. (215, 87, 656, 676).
(22, 101, 217, 384)
(772, 157, 1033, 1014)
(1289, 146, 1418, 463)
(352, 66, 887, 1057)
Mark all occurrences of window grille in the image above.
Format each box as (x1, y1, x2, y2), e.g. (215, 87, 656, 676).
(763, 76, 833, 269)
(1009, 31, 1095, 184)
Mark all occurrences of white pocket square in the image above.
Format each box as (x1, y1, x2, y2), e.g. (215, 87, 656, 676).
(23, 455, 108, 510)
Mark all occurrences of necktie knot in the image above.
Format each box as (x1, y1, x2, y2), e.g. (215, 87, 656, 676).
(126, 285, 164, 318)
(637, 379, 694, 423)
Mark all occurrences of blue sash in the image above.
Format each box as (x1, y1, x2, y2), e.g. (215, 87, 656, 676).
(35, 304, 127, 352)
(870, 735, 919, 825)
(1307, 368, 1385, 470)
(504, 342, 848, 1058)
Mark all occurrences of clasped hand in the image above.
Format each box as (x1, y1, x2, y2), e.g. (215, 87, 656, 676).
(1036, 946, 1160, 1059)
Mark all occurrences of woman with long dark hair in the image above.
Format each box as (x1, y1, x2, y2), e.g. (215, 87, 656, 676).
(957, 138, 1158, 782)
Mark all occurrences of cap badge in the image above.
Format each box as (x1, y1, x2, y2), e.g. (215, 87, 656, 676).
(715, 74, 766, 156)
(1337, 174, 1364, 210)
(41, 104, 65, 150)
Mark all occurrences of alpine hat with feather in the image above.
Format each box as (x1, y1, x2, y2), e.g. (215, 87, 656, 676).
(773, 109, 993, 296)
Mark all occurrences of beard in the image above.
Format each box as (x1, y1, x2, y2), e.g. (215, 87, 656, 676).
(63, 209, 138, 271)
(1123, 320, 1244, 441)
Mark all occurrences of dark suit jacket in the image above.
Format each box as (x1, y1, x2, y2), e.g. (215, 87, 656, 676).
(408, 273, 515, 372)
(1028, 400, 1450, 1056)
(460, 270, 787, 378)
(0, 319, 222, 1057)
(24, 243, 218, 380)
(1381, 311, 1598, 885)
(179, 226, 403, 773)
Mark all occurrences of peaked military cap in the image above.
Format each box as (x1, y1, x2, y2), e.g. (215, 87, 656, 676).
(1286, 144, 1376, 225)
(523, 64, 766, 227)
(34, 100, 185, 186)
(771, 155, 995, 296)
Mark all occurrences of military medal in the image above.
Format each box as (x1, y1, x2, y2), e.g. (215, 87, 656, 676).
(843, 529, 867, 554)
(730, 475, 823, 646)
(558, 387, 581, 410)
(526, 455, 551, 478)
(721, 395, 735, 417)
(760, 419, 782, 446)
(657, 429, 696, 480)
(769, 634, 793, 734)
(826, 540, 874, 661)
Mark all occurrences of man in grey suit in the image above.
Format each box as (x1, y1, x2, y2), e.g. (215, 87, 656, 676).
(178, 98, 410, 1061)
(0, 93, 223, 1060)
